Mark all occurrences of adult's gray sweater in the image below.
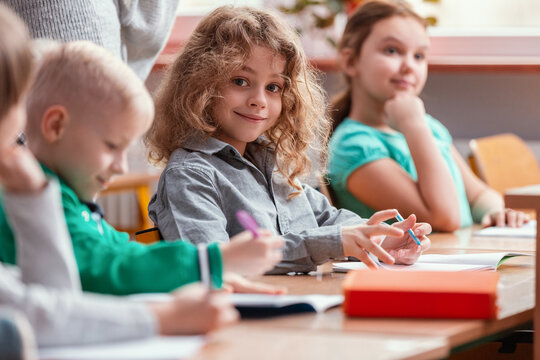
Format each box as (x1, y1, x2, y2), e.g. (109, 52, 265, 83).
(1, 0, 178, 80)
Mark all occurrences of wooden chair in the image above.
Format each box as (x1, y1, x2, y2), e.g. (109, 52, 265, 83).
(469, 133, 540, 194)
(134, 227, 162, 245)
(98, 173, 160, 235)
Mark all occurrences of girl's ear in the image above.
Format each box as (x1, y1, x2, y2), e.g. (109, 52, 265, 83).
(41, 106, 70, 143)
(339, 48, 359, 78)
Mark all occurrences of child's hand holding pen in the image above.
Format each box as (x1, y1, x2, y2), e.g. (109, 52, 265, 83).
(219, 211, 284, 276)
(220, 230, 284, 275)
(382, 211, 431, 265)
(341, 209, 431, 269)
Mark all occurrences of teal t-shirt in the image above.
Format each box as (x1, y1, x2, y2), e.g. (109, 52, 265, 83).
(328, 115, 472, 227)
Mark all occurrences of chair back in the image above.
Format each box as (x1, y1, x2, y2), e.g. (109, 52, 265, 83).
(469, 133, 540, 193)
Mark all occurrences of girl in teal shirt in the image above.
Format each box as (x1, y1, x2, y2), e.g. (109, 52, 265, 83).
(328, 0, 528, 231)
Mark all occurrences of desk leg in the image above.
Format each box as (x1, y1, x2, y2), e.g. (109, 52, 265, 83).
(504, 192, 540, 359)
(536, 216, 540, 360)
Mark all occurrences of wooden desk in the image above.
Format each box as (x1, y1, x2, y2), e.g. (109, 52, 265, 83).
(429, 227, 536, 253)
(504, 185, 540, 359)
(195, 325, 447, 360)
(193, 237, 534, 360)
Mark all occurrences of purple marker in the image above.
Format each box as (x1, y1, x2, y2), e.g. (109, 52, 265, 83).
(236, 210, 260, 238)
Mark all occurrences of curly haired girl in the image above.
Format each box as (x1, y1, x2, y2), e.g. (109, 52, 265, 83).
(146, 5, 431, 273)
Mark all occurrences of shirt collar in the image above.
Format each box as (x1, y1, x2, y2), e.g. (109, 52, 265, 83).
(40, 163, 105, 217)
(183, 135, 234, 155)
(183, 135, 272, 157)
(40, 163, 69, 188)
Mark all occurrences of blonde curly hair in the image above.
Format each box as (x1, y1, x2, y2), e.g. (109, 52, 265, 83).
(145, 6, 330, 196)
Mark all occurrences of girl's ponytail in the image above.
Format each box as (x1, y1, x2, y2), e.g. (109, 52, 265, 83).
(330, 89, 352, 132)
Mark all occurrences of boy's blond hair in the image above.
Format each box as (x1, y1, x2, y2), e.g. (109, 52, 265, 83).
(26, 41, 154, 135)
(0, 4, 32, 120)
(145, 6, 330, 196)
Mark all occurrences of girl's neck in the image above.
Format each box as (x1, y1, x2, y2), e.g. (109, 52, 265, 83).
(347, 88, 393, 132)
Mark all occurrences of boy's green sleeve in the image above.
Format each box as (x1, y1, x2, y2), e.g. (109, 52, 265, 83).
(207, 242, 223, 289)
(60, 194, 224, 295)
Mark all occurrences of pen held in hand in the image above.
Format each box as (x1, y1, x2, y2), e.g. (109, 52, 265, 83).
(236, 210, 260, 238)
(395, 212, 421, 246)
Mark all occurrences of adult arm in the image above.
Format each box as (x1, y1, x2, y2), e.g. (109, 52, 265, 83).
(0, 265, 155, 347)
(116, 0, 179, 79)
(4, 180, 81, 290)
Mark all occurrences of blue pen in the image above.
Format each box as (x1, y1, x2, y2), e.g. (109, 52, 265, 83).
(236, 210, 260, 238)
(395, 212, 421, 246)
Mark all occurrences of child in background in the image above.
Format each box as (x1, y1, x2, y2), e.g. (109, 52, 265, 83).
(328, 0, 529, 232)
(146, 6, 431, 273)
(0, 39, 286, 295)
(0, 4, 237, 349)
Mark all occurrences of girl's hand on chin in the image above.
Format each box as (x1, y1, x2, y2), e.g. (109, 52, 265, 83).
(384, 93, 426, 132)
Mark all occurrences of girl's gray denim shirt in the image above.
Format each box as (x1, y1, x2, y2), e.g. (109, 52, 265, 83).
(149, 137, 364, 274)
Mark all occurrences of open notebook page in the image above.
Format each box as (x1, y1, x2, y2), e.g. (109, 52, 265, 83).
(333, 252, 529, 272)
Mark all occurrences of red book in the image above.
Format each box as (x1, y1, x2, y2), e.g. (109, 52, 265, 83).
(343, 270, 499, 319)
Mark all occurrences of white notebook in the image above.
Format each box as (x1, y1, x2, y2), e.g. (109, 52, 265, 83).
(333, 252, 530, 272)
(473, 220, 536, 238)
(39, 336, 206, 360)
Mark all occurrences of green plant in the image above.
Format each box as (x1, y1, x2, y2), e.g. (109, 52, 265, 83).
(279, 0, 440, 37)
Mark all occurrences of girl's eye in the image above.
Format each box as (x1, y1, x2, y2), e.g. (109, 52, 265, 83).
(415, 52, 425, 60)
(105, 141, 118, 151)
(384, 47, 398, 55)
(232, 78, 248, 87)
(266, 83, 282, 93)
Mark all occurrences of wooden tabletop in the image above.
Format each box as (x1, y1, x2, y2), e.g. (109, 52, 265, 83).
(192, 228, 535, 360)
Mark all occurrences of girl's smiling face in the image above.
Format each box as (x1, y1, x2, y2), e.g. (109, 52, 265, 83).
(212, 45, 286, 155)
(350, 15, 429, 103)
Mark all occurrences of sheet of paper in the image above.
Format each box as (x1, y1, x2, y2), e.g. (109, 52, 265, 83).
(39, 336, 206, 360)
(473, 220, 536, 238)
(419, 252, 528, 267)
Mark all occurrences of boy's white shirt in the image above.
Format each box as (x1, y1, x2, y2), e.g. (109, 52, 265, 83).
(0, 180, 156, 347)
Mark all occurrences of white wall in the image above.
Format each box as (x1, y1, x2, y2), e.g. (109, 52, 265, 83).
(322, 70, 540, 160)
(410, 0, 540, 28)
